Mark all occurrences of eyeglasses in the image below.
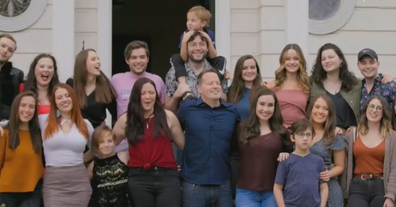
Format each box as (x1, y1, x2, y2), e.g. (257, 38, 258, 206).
(294, 133, 312, 138)
(368, 104, 383, 112)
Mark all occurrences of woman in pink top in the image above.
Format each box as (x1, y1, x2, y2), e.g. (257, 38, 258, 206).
(265, 44, 310, 127)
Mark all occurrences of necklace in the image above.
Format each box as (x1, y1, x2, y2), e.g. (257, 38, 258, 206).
(145, 116, 153, 129)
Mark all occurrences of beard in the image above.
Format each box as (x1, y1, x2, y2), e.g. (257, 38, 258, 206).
(188, 52, 207, 63)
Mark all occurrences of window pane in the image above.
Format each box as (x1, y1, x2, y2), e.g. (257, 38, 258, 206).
(309, 0, 340, 21)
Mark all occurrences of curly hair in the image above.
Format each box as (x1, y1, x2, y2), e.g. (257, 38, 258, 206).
(310, 43, 358, 92)
(274, 44, 310, 94)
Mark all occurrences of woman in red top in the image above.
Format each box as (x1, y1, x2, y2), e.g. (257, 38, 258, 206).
(113, 77, 184, 207)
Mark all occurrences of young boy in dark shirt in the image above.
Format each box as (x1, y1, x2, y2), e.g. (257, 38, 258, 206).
(274, 119, 329, 207)
(170, 6, 227, 100)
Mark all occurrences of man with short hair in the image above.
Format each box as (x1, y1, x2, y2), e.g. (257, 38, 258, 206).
(0, 34, 24, 121)
(111, 40, 166, 151)
(358, 48, 396, 111)
(164, 31, 228, 113)
(177, 69, 240, 207)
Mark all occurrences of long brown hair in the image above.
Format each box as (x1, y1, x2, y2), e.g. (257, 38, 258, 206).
(44, 84, 88, 139)
(6, 91, 41, 153)
(392, 98, 396, 130)
(358, 95, 392, 138)
(306, 94, 336, 146)
(274, 44, 310, 94)
(240, 86, 289, 147)
(227, 55, 262, 104)
(73, 49, 116, 108)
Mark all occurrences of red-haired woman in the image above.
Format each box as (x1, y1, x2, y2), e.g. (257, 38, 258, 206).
(38, 83, 94, 207)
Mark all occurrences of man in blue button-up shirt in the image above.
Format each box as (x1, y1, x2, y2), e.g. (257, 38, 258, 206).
(177, 69, 240, 207)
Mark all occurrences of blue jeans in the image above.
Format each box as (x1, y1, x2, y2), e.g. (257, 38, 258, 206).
(235, 188, 277, 207)
(182, 180, 233, 207)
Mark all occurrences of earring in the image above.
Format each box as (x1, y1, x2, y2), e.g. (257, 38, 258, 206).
(56, 109, 60, 117)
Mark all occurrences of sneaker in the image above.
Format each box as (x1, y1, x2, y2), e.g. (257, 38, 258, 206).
(182, 91, 195, 101)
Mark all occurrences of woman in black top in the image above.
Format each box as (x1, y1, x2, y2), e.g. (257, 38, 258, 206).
(66, 49, 117, 128)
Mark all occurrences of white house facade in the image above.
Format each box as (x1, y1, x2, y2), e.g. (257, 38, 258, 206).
(1, 0, 396, 83)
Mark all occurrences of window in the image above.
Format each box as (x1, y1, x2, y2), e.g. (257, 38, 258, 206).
(200, 0, 215, 34)
(309, 0, 355, 35)
(0, 0, 47, 32)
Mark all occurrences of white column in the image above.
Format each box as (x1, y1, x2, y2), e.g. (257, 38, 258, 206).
(97, 0, 113, 126)
(285, 0, 309, 59)
(215, 0, 231, 73)
(52, 0, 75, 82)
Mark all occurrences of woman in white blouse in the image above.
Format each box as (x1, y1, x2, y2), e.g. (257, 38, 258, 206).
(39, 83, 94, 206)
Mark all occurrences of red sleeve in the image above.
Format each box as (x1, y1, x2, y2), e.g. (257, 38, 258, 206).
(19, 83, 24, 93)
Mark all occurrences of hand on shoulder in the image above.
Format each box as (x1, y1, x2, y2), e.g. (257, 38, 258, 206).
(263, 80, 275, 89)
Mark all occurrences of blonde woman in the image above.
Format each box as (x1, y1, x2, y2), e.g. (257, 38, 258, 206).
(265, 44, 310, 127)
(341, 95, 396, 207)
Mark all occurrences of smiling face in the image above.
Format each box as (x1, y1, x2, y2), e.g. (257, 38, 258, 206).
(321, 49, 343, 73)
(35, 57, 54, 87)
(255, 94, 275, 122)
(126, 48, 149, 75)
(358, 56, 379, 79)
(198, 72, 222, 100)
(284, 49, 301, 73)
(54, 88, 73, 113)
(98, 132, 115, 156)
(187, 35, 208, 63)
(86, 50, 101, 76)
(366, 98, 383, 123)
(140, 83, 156, 112)
(186, 11, 206, 31)
(311, 98, 329, 125)
(241, 58, 258, 83)
(18, 96, 36, 123)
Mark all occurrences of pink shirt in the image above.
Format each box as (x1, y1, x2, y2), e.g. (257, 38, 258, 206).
(111, 72, 166, 152)
(275, 90, 308, 127)
(111, 72, 166, 117)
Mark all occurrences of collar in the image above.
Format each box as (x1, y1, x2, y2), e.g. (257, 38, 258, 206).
(0, 62, 13, 74)
(184, 60, 211, 74)
(60, 118, 72, 125)
(196, 97, 231, 108)
(362, 73, 382, 84)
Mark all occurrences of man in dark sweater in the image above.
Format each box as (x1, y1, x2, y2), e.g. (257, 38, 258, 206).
(0, 34, 24, 122)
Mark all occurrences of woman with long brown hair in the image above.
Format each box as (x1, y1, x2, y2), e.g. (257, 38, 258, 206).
(306, 94, 345, 207)
(341, 95, 396, 207)
(66, 49, 116, 129)
(0, 91, 43, 206)
(236, 86, 292, 206)
(226, 55, 262, 200)
(38, 84, 94, 207)
(113, 77, 184, 207)
(22, 53, 60, 115)
(265, 44, 310, 127)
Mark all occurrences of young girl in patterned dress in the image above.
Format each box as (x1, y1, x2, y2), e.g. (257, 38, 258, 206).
(88, 125, 133, 207)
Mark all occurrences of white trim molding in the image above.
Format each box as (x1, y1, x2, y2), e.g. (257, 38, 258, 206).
(309, 0, 355, 35)
(52, 0, 74, 83)
(97, 0, 113, 126)
(0, 0, 48, 32)
(285, 0, 309, 58)
(215, 0, 231, 72)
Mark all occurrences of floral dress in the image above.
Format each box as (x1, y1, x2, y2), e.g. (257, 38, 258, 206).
(310, 135, 345, 207)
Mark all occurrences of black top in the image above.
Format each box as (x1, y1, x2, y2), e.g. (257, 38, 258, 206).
(89, 154, 133, 207)
(326, 91, 357, 129)
(0, 62, 24, 120)
(66, 78, 116, 128)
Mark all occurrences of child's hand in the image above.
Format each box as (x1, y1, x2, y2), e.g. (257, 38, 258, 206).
(182, 31, 195, 43)
(199, 31, 211, 42)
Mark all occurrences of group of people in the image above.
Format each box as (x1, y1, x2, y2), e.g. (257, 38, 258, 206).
(0, 4, 396, 207)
